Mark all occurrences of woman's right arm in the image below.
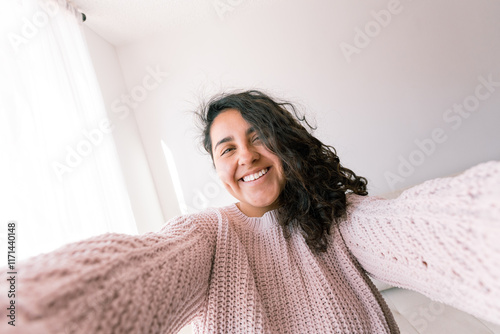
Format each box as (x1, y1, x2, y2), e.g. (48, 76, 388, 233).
(1, 210, 218, 334)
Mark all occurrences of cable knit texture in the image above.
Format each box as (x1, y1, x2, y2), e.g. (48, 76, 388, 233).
(1, 161, 499, 333)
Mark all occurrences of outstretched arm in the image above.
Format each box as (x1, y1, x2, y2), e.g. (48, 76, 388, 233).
(1, 210, 218, 333)
(339, 161, 500, 324)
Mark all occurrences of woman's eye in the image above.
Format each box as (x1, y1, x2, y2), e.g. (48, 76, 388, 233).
(221, 148, 233, 156)
(252, 136, 260, 143)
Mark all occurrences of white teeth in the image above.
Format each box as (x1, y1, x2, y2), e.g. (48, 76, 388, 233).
(242, 168, 268, 182)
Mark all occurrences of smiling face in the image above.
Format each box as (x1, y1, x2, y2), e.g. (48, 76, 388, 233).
(210, 109, 286, 217)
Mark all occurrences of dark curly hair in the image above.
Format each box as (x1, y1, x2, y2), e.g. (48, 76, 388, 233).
(197, 90, 367, 252)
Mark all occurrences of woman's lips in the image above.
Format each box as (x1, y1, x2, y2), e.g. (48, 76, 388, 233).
(240, 167, 270, 182)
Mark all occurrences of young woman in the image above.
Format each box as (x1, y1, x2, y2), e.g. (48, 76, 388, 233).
(3, 90, 499, 333)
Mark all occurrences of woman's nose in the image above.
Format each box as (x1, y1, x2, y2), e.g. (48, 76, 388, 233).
(238, 146, 259, 165)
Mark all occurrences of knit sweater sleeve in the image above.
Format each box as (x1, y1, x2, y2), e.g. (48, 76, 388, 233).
(338, 161, 500, 324)
(1, 210, 218, 334)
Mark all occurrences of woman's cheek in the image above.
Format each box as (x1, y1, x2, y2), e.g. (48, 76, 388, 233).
(216, 163, 233, 185)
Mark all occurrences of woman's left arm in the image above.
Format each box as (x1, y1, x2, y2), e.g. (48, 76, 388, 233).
(339, 161, 500, 324)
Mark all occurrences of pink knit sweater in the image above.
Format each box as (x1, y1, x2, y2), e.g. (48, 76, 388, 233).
(2, 161, 499, 333)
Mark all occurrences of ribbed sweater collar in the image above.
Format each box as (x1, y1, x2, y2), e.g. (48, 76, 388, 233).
(224, 203, 279, 232)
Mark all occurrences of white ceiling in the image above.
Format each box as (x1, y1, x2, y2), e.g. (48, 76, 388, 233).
(72, 0, 219, 46)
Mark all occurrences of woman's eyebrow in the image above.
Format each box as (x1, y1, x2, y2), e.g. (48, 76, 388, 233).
(246, 127, 255, 135)
(214, 127, 256, 151)
(214, 136, 233, 151)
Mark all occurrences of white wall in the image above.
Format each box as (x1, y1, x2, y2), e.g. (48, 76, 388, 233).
(83, 26, 169, 233)
(93, 0, 499, 221)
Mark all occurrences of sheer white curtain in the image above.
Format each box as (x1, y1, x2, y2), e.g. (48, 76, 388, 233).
(0, 0, 138, 260)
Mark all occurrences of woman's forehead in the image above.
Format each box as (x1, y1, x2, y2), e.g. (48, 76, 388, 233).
(210, 110, 255, 147)
(211, 109, 251, 134)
